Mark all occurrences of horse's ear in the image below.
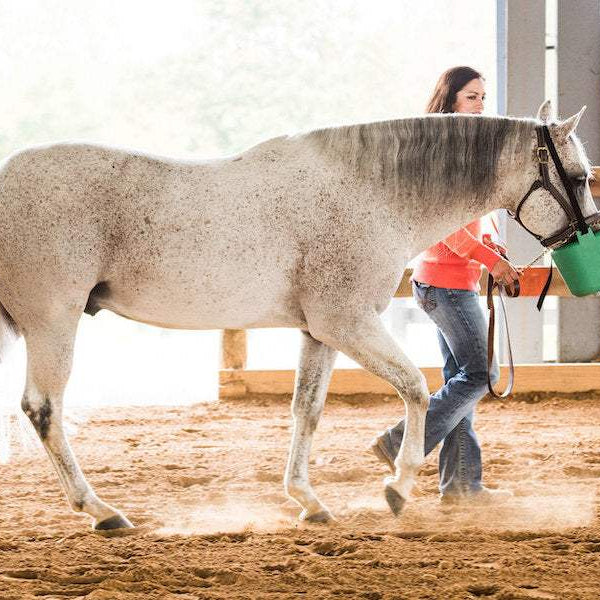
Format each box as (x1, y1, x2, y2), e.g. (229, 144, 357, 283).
(556, 106, 586, 138)
(537, 100, 553, 122)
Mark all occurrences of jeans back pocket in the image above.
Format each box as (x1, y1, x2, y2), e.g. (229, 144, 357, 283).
(412, 281, 437, 312)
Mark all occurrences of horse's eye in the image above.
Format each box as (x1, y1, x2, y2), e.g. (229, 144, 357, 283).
(571, 176, 587, 185)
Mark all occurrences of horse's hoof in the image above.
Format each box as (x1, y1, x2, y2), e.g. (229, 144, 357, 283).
(300, 509, 335, 524)
(94, 514, 134, 531)
(384, 485, 407, 516)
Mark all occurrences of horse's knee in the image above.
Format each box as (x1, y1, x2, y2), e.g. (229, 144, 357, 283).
(306, 412, 320, 433)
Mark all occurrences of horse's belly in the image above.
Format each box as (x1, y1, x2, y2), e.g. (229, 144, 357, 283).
(93, 280, 307, 330)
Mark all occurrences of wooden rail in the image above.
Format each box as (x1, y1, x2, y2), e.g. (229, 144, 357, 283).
(221, 364, 600, 396)
(395, 267, 568, 298)
(220, 172, 600, 399)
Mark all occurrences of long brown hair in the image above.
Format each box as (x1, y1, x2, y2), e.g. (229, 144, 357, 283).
(426, 66, 484, 114)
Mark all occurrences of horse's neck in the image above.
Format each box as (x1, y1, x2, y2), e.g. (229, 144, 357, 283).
(403, 148, 535, 254)
(407, 191, 496, 253)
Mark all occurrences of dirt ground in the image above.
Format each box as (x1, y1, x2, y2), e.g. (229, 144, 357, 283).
(1, 392, 600, 600)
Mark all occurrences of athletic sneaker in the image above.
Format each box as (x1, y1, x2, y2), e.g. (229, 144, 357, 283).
(370, 432, 396, 472)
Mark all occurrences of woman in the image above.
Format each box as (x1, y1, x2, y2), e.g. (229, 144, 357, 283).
(372, 66, 522, 504)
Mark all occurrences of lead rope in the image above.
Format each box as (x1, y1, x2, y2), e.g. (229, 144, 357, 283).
(487, 272, 519, 398)
(486, 248, 550, 398)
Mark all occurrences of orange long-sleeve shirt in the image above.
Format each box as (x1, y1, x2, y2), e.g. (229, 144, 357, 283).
(412, 219, 503, 291)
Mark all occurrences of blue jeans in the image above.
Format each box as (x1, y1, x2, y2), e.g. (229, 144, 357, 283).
(385, 281, 499, 496)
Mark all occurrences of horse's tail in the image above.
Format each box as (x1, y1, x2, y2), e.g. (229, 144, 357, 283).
(0, 303, 25, 463)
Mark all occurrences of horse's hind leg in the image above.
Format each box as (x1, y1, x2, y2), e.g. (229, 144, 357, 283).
(22, 322, 133, 530)
(309, 313, 429, 516)
(284, 331, 337, 523)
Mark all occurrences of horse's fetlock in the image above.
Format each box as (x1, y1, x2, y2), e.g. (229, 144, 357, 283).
(396, 454, 423, 475)
(404, 458, 423, 474)
(72, 490, 100, 513)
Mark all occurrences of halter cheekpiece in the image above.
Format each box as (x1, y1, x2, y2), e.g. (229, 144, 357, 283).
(508, 124, 600, 311)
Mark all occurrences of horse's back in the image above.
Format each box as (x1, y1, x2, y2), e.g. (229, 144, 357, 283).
(0, 137, 403, 331)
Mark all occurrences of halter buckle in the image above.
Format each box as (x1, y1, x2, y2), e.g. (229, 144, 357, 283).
(537, 146, 549, 164)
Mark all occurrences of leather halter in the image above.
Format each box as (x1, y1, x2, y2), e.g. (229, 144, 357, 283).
(509, 125, 599, 249)
(487, 269, 519, 398)
(509, 124, 600, 311)
(487, 124, 600, 397)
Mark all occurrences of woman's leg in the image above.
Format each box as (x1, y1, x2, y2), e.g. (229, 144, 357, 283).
(376, 284, 498, 493)
(438, 409, 482, 495)
(437, 328, 459, 385)
(435, 329, 484, 495)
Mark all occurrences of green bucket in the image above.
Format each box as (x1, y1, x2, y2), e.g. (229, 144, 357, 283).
(552, 229, 600, 296)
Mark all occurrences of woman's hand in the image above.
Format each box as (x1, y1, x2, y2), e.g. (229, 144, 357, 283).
(490, 257, 523, 294)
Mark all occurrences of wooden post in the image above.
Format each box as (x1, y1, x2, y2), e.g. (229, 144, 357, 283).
(219, 329, 248, 398)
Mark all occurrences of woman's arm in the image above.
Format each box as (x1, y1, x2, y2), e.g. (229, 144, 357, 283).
(443, 227, 502, 272)
(444, 227, 521, 291)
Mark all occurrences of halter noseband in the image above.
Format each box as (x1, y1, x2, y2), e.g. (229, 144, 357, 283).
(509, 124, 600, 249)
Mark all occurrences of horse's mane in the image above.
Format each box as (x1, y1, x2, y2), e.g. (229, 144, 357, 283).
(305, 114, 537, 198)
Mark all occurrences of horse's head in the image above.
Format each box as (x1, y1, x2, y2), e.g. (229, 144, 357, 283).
(510, 100, 599, 248)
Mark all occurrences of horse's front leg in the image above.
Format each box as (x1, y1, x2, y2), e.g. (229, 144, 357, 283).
(284, 331, 337, 523)
(308, 312, 429, 515)
(22, 324, 133, 530)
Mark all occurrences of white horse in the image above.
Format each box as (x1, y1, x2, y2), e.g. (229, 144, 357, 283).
(0, 100, 595, 529)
